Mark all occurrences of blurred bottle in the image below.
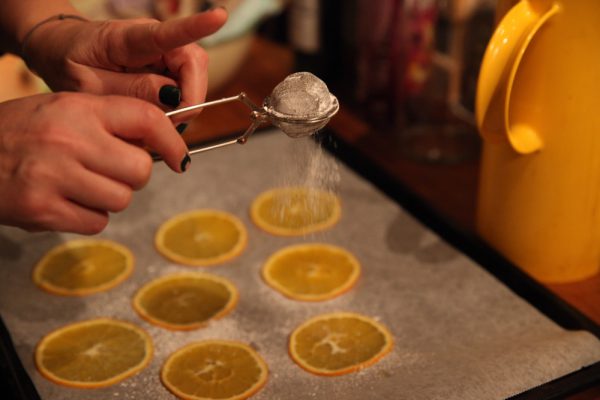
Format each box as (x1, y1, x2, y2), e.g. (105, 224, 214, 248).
(355, 0, 404, 127)
(394, 0, 494, 164)
(288, 0, 324, 75)
(287, 0, 357, 102)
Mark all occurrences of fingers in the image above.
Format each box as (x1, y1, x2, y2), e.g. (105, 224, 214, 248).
(83, 43, 207, 112)
(13, 198, 109, 235)
(61, 161, 133, 213)
(29, 198, 110, 235)
(69, 9, 226, 110)
(13, 143, 145, 235)
(56, 204, 110, 235)
(86, 67, 180, 111)
(114, 8, 227, 67)
(97, 95, 189, 173)
(4, 157, 111, 235)
(164, 44, 208, 108)
(0, 93, 190, 235)
(79, 135, 153, 191)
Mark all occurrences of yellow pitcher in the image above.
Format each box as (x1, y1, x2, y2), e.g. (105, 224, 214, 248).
(476, 0, 600, 283)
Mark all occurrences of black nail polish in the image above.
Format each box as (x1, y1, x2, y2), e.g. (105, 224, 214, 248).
(180, 154, 191, 172)
(159, 85, 181, 107)
(176, 123, 188, 134)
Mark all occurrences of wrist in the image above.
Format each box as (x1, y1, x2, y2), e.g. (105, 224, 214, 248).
(0, 0, 81, 55)
(20, 14, 88, 63)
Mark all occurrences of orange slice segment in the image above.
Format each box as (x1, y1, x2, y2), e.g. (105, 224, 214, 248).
(289, 312, 393, 376)
(33, 239, 133, 296)
(133, 272, 238, 330)
(35, 318, 152, 388)
(262, 243, 360, 301)
(161, 340, 268, 400)
(155, 210, 247, 266)
(250, 187, 341, 236)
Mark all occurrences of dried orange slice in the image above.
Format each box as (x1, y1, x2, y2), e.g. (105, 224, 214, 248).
(161, 340, 268, 400)
(250, 187, 341, 236)
(289, 312, 393, 376)
(262, 243, 360, 301)
(133, 272, 238, 330)
(35, 318, 152, 388)
(33, 239, 133, 296)
(155, 210, 247, 266)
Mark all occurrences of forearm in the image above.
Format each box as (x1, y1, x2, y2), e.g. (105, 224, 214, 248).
(0, 0, 81, 55)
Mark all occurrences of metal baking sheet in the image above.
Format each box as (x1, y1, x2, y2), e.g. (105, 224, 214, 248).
(1, 129, 599, 400)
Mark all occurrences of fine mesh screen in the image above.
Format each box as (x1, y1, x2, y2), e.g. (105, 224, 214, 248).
(265, 72, 338, 138)
(269, 72, 333, 119)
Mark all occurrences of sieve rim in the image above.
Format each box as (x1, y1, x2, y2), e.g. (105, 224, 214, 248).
(263, 95, 339, 124)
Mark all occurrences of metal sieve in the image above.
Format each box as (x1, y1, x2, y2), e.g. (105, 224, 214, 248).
(162, 74, 339, 156)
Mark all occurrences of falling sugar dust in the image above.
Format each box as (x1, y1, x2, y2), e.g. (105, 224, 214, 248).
(269, 73, 341, 226)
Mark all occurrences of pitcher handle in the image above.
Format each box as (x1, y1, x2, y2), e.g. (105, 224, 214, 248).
(476, 0, 560, 154)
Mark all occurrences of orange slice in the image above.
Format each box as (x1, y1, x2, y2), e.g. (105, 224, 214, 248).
(161, 340, 268, 400)
(133, 272, 238, 330)
(155, 210, 247, 266)
(262, 243, 360, 301)
(35, 318, 152, 388)
(33, 239, 133, 296)
(289, 312, 393, 376)
(250, 187, 341, 236)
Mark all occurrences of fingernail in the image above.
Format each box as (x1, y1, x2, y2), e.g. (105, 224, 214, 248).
(159, 85, 181, 107)
(176, 123, 188, 134)
(180, 154, 191, 172)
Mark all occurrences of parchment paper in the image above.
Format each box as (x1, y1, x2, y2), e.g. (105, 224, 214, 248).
(1, 129, 599, 400)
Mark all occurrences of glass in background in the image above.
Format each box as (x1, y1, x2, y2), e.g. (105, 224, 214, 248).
(354, 0, 403, 129)
(350, 0, 494, 163)
(287, 0, 357, 102)
(394, 0, 495, 164)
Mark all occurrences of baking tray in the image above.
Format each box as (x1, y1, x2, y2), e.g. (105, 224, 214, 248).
(1, 129, 599, 400)
(323, 130, 600, 338)
(320, 130, 600, 399)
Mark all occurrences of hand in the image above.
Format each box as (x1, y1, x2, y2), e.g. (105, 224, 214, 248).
(22, 8, 227, 112)
(0, 92, 188, 234)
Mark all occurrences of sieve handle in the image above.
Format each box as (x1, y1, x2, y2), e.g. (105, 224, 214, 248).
(152, 103, 268, 162)
(165, 92, 263, 118)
